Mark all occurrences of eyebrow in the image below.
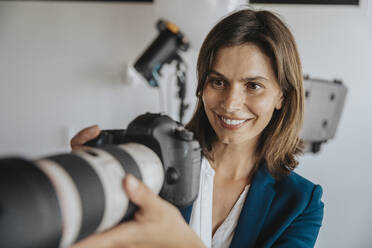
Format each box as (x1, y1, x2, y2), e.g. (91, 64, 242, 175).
(208, 70, 269, 82)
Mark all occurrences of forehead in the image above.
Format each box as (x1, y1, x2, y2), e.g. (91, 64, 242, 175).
(212, 43, 276, 81)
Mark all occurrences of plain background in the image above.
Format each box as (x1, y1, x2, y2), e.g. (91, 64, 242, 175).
(0, 0, 371, 247)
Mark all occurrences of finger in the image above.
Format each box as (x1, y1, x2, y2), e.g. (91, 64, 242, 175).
(70, 125, 100, 149)
(123, 175, 165, 212)
(72, 221, 140, 248)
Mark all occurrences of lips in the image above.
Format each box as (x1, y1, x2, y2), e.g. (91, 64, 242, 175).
(216, 114, 251, 130)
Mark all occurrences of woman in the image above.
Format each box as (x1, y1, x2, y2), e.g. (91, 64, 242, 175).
(71, 8, 324, 248)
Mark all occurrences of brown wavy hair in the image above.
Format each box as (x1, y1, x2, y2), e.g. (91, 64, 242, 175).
(186, 8, 304, 177)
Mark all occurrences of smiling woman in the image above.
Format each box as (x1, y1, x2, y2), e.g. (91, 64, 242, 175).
(71, 8, 323, 248)
(202, 44, 283, 148)
(187, 9, 304, 177)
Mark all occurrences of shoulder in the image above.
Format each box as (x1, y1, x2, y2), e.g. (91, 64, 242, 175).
(276, 170, 323, 201)
(270, 169, 324, 216)
(278, 170, 320, 191)
(253, 163, 324, 212)
(255, 162, 323, 211)
(257, 162, 322, 196)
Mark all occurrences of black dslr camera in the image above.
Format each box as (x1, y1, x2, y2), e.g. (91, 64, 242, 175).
(0, 113, 201, 248)
(86, 112, 201, 207)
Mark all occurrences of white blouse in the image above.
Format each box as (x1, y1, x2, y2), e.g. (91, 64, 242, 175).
(189, 158, 250, 248)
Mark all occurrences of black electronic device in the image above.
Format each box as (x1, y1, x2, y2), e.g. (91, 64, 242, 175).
(0, 113, 201, 248)
(134, 20, 189, 87)
(134, 20, 190, 123)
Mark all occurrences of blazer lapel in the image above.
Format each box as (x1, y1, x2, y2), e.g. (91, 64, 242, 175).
(230, 162, 276, 248)
(179, 204, 193, 223)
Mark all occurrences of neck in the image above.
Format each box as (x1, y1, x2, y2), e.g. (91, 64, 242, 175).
(209, 139, 258, 181)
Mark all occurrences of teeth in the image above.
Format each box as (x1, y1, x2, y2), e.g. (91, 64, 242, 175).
(221, 116, 246, 126)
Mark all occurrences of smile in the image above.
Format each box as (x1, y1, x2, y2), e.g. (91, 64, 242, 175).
(217, 114, 251, 129)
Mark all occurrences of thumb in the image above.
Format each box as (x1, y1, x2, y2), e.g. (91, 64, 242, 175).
(123, 174, 162, 211)
(71, 125, 100, 149)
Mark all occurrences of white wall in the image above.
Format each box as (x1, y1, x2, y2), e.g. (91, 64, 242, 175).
(0, 0, 371, 247)
(0, 1, 162, 157)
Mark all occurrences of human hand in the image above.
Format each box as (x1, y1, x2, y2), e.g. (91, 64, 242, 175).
(72, 175, 205, 248)
(70, 125, 100, 151)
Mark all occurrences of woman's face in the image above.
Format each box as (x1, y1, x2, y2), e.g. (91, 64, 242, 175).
(202, 43, 283, 146)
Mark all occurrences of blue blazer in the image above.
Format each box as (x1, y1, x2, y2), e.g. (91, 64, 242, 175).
(179, 162, 324, 248)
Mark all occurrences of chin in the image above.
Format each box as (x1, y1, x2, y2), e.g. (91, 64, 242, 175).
(216, 131, 260, 147)
(218, 135, 245, 145)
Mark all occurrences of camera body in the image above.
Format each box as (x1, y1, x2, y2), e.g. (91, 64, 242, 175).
(86, 112, 201, 207)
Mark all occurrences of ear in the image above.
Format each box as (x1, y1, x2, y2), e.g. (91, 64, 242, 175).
(275, 92, 284, 110)
(197, 91, 202, 98)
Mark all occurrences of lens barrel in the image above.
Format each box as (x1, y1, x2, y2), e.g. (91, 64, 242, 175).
(0, 143, 164, 248)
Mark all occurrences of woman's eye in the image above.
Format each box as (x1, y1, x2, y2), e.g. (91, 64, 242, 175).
(211, 79, 225, 88)
(246, 82, 262, 90)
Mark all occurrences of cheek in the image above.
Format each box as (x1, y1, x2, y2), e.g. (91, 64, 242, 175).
(249, 95, 277, 118)
(202, 88, 219, 110)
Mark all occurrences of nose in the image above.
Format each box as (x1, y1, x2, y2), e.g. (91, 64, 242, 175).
(221, 85, 245, 113)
